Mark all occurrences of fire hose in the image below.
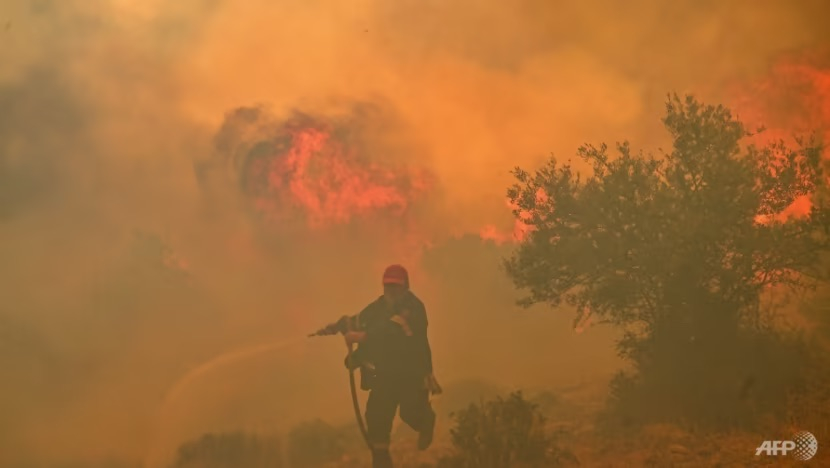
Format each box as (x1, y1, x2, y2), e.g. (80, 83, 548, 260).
(346, 342, 371, 449)
(309, 317, 371, 450)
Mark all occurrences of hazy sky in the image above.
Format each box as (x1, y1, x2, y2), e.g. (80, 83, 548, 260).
(1, 0, 829, 466)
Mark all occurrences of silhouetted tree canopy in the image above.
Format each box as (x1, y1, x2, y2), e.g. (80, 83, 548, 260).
(506, 94, 828, 341)
(503, 94, 830, 426)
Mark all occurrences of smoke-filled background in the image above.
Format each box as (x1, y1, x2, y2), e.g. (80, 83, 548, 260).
(2, 0, 829, 466)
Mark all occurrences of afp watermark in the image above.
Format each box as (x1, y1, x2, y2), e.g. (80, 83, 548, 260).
(756, 431, 818, 461)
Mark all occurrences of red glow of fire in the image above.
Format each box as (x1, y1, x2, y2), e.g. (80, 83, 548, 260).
(246, 125, 432, 230)
(162, 251, 190, 273)
(733, 52, 830, 142)
(730, 50, 830, 221)
(479, 220, 532, 245)
(488, 50, 830, 242)
(480, 189, 545, 245)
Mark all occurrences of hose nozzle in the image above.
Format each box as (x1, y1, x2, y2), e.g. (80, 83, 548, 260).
(309, 315, 352, 338)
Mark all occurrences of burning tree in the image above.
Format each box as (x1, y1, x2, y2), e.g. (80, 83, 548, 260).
(503, 94, 830, 427)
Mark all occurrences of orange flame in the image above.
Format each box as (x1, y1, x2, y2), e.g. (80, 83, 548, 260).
(731, 49, 830, 221)
(242, 118, 432, 230)
(479, 188, 545, 244)
(733, 51, 830, 142)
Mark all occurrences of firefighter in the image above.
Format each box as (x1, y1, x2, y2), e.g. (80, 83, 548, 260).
(343, 264, 442, 468)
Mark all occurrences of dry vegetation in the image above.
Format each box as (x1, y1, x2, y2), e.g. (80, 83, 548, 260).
(169, 354, 830, 467)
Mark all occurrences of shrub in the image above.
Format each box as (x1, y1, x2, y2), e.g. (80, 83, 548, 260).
(172, 431, 282, 468)
(437, 391, 577, 468)
(286, 419, 351, 467)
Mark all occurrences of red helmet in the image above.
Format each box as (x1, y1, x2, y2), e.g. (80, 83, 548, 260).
(382, 264, 409, 287)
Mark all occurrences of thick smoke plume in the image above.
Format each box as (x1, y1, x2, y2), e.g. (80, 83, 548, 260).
(1, 0, 829, 466)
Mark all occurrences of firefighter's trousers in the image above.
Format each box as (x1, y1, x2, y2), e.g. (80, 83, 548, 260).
(365, 375, 435, 468)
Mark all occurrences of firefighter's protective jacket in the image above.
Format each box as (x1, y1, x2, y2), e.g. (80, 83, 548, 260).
(345, 291, 433, 384)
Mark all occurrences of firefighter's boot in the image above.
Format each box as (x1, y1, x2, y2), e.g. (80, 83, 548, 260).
(371, 447, 393, 468)
(417, 409, 435, 450)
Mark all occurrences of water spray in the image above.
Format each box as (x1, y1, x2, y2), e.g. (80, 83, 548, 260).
(144, 315, 372, 468)
(143, 336, 306, 468)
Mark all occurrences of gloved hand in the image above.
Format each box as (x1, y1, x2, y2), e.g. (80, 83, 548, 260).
(344, 345, 376, 370)
(344, 346, 364, 370)
(424, 373, 442, 395)
(344, 353, 360, 370)
(344, 331, 367, 345)
(310, 315, 350, 337)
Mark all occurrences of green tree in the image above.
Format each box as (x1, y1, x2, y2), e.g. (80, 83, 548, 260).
(503, 94, 830, 427)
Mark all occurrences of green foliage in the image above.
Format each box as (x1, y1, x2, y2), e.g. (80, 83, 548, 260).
(504, 94, 830, 428)
(171, 431, 283, 468)
(437, 391, 577, 468)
